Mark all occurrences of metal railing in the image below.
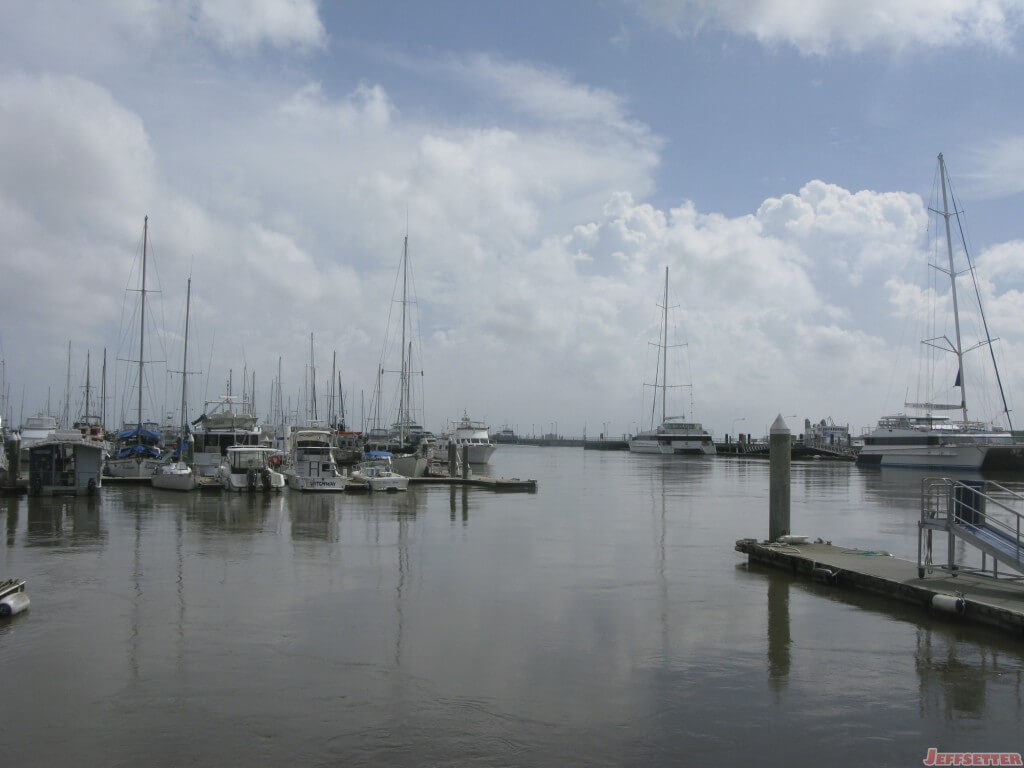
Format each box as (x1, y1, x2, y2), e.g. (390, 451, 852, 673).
(918, 477, 1024, 580)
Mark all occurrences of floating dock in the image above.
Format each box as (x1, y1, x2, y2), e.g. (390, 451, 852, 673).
(735, 538, 1024, 637)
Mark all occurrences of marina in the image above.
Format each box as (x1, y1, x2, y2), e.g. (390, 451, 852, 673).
(2, 446, 1021, 766)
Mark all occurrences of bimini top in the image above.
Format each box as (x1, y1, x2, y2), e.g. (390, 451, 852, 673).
(366, 450, 393, 458)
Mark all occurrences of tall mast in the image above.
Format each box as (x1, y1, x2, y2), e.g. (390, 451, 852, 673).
(309, 332, 317, 423)
(938, 154, 968, 423)
(329, 350, 337, 427)
(138, 215, 148, 431)
(64, 340, 71, 428)
(661, 266, 669, 427)
(101, 348, 107, 427)
(399, 234, 409, 440)
(84, 350, 91, 423)
(180, 278, 191, 433)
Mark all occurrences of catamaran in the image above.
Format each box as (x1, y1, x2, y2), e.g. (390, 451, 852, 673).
(857, 154, 1018, 471)
(628, 266, 715, 456)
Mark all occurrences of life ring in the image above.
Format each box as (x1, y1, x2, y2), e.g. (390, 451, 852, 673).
(269, 454, 283, 468)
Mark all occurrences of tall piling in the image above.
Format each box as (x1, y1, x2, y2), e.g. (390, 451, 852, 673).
(462, 445, 470, 479)
(769, 414, 791, 542)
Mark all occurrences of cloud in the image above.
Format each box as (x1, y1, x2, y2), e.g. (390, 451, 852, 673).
(631, 0, 1024, 54)
(190, 0, 326, 53)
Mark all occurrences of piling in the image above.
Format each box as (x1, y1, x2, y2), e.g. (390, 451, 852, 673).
(448, 440, 457, 477)
(4, 435, 21, 490)
(769, 414, 791, 542)
(461, 445, 470, 479)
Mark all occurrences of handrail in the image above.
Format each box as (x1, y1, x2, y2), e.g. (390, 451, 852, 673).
(919, 477, 1024, 576)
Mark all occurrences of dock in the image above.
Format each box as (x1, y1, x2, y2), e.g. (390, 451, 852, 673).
(735, 538, 1024, 637)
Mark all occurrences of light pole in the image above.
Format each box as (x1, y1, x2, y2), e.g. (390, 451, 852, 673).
(731, 417, 746, 438)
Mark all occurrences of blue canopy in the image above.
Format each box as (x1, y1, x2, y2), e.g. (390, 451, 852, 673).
(116, 426, 162, 442)
(366, 450, 393, 458)
(115, 444, 162, 460)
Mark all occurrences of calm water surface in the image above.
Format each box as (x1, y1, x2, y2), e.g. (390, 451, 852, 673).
(2, 447, 1022, 767)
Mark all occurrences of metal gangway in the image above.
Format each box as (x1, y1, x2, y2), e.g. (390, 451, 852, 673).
(919, 478, 1024, 580)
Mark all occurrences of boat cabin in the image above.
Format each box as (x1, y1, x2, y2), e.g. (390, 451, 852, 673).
(28, 435, 103, 496)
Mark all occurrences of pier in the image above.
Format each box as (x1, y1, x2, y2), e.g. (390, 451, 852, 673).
(735, 539, 1024, 636)
(736, 415, 1024, 638)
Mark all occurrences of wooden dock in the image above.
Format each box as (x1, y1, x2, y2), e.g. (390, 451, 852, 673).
(736, 538, 1024, 637)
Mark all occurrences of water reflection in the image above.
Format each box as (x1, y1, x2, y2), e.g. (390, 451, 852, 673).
(766, 575, 791, 693)
(914, 627, 1023, 721)
(23, 495, 103, 547)
(186, 491, 278, 535)
(449, 486, 469, 524)
(289, 493, 340, 541)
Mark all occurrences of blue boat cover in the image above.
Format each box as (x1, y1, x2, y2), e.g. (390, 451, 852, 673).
(366, 450, 393, 458)
(116, 426, 162, 442)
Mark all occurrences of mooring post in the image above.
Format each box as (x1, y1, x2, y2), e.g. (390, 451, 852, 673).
(769, 414, 791, 542)
(461, 444, 470, 479)
(448, 440, 457, 477)
(5, 435, 20, 488)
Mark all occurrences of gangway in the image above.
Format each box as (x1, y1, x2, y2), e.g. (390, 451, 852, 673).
(919, 477, 1024, 579)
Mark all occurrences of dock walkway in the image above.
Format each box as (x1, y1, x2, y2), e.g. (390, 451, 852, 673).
(736, 539, 1024, 637)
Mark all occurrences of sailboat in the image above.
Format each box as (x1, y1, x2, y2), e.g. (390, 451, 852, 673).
(857, 153, 1018, 471)
(366, 233, 429, 478)
(152, 278, 199, 491)
(628, 266, 715, 456)
(106, 216, 165, 478)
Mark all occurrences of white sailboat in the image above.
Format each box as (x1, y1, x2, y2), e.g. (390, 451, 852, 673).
(628, 267, 715, 456)
(106, 216, 165, 478)
(152, 278, 198, 491)
(857, 153, 1017, 471)
(367, 233, 429, 478)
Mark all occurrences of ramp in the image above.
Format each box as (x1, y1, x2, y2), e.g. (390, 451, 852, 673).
(919, 478, 1024, 578)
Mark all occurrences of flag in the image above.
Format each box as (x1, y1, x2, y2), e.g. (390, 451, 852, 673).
(954, 368, 962, 387)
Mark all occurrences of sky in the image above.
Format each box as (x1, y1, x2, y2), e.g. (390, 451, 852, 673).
(3, 0, 1024, 440)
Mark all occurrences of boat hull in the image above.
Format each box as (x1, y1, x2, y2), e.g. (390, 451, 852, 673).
(151, 465, 198, 491)
(286, 473, 347, 492)
(105, 456, 163, 478)
(856, 445, 988, 471)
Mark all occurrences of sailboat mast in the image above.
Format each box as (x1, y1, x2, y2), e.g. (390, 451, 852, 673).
(64, 340, 71, 428)
(181, 278, 191, 432)
(661, 266, 669, 427)
(101, 348, 107, 427)
(309, 332, 317, 423)
(138, 215, 148, 432)
(84, 350, 91, 423)
(329, 350, 337, 428)
(399, 234, 409, 439)
(938, 154, 968, 423)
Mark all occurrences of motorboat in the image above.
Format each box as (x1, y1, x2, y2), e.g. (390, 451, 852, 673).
(449, 411, 496, 464)
(286, 429, 347, 492)
(215, 446, 285, 492)
(351, 451, 409, 492)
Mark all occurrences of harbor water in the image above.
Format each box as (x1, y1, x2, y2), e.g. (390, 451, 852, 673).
(1, 446, 1022, 766)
